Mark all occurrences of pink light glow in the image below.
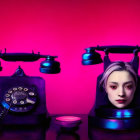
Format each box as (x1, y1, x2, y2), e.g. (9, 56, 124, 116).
(56, 116, 81, 122)
(0, 0, 140, 114)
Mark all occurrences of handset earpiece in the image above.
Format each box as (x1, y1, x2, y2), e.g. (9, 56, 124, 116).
(40, 56, 61, 74)
(82, 47, 103, 65)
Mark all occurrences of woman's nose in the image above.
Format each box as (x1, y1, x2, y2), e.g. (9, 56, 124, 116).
(118, 87, 125, 97)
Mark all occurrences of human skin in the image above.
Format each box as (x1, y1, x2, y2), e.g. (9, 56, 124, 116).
(106, 70, 136, 108)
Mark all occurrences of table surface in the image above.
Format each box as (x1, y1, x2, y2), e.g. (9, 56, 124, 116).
(1, 115, 140, 140)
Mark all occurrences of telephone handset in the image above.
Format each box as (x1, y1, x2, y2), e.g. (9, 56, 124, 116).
(0, 50, 61, 125)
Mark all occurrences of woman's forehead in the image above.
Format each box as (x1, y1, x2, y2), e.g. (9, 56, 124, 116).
(107, 70, 134, 83)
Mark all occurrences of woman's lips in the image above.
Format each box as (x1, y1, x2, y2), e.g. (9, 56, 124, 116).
(116, 99, 126, 104)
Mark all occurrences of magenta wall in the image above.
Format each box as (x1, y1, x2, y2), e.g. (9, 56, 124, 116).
(0, 0, 140, 114)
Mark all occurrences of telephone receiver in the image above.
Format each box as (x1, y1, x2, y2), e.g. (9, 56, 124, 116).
(82, 45, 140, 74)
(0, 48, 61, 74)
(0, 49, 61, 126)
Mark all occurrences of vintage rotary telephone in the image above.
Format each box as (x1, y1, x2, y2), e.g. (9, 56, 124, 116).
(0, 49, 60, 126)
(82, 45, 140, 130)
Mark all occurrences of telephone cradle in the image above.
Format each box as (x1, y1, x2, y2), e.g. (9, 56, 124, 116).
(0, 66, 50, 126)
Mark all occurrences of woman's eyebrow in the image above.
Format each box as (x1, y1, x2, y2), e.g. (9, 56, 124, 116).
(109, 81, 133, 85)
(108, 82, 118, 84)
(124, 81, 133, 84)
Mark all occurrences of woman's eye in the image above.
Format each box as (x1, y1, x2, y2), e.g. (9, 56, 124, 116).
(126, 85, 133, 90)
(110, 85, 117, 89)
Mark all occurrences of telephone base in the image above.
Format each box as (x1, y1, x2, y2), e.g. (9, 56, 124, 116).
(89, 116, 140, 130)
(1, 113, 51, 127)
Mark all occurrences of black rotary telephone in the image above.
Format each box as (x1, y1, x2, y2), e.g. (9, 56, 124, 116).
(0, 49, 61, 126)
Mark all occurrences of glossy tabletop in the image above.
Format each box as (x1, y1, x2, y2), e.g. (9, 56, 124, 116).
(1, 115, 140, 140)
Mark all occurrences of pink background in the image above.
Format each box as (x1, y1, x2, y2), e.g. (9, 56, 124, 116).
(0, 0, 140, 114)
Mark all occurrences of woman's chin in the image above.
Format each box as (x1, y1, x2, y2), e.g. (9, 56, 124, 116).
(113, 104, 128, 109)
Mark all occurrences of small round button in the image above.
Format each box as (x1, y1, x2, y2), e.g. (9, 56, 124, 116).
(29, 92, 35, 96)
(8, 90, 12, 93)
(13, 88, 18, 91)
(24, 88, 28, 91)
(5, 94, 10, 97)
(13, 100, 17, 104)
(20, 101, 24, 104)
(6, 98, 10, 102)
(18, 87, 23, 90)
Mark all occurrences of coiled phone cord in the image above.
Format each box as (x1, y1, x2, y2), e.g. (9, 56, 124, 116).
(0, 102, 12, 120)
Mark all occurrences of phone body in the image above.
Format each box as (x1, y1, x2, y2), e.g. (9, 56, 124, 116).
(0, 68, 49, 126)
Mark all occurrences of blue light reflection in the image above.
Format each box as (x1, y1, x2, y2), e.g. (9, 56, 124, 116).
(1, 101, 10, 109)
(105, 120, 119, 129)
(124, 110, 132, 118)
(116, 111, 122, 118)
(42, 62, 50, 67)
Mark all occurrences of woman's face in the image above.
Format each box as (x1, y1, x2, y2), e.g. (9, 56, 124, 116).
(106, 70, 136, 108)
